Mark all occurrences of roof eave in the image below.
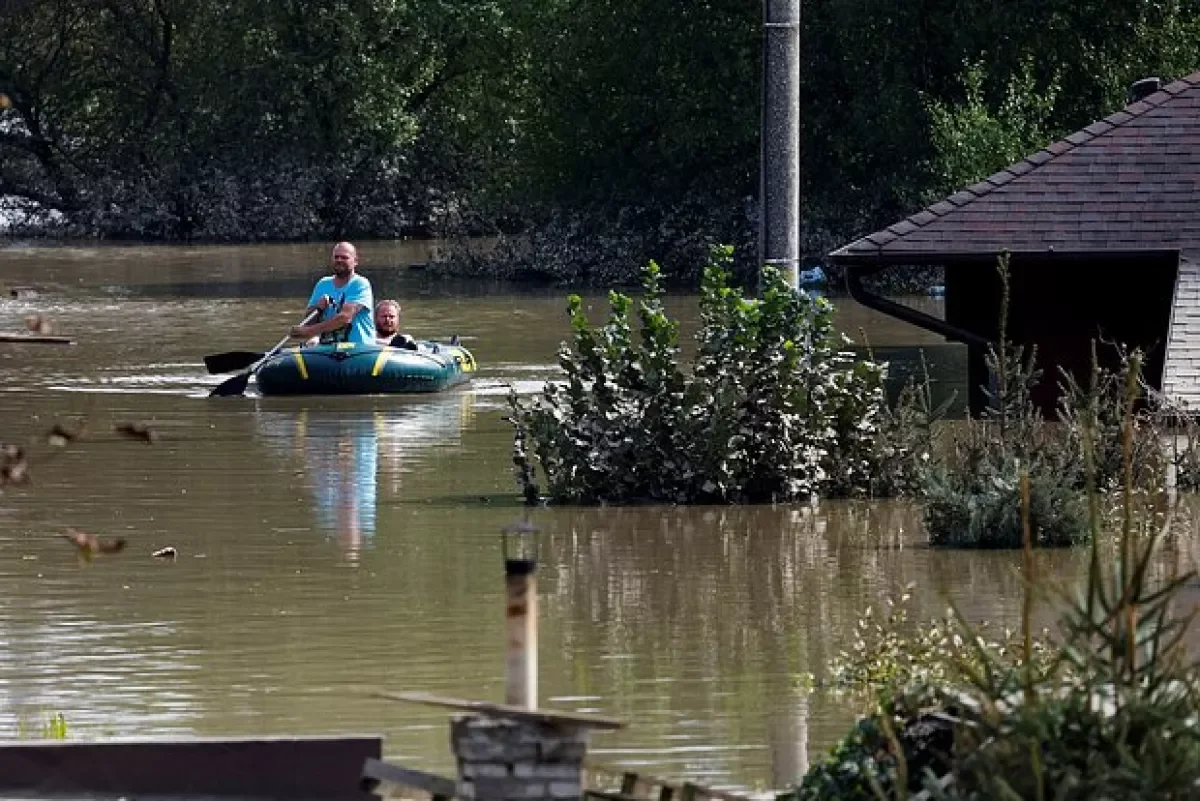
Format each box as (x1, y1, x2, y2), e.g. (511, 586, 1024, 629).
(830, 247, 1181, 267)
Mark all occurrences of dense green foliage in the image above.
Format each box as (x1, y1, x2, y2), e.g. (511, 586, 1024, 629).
(512, 251, 1200, 558)
(0, 0, 520, 239)
(4, 0, 1200, 279)
(508, 251, 933, 504)
(823, 591, 1057, 700)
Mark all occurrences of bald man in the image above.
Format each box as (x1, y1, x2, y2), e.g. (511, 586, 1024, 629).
(291, 241, 376, 345)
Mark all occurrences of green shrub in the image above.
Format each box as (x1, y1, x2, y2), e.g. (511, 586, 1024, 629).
(826, 589, 1057, 699)
(800, 382, 1200, 800)
(924, 457, 1089, 548)
(857, 355, 950, 500)
(16, 712, 68, 740)
(509, 249, 920, 504)
(1058, 345, 1170, 493)
(796, 687, 954, 801)
(922, 254, 1091, 548)
(922, 343, 1089, 548)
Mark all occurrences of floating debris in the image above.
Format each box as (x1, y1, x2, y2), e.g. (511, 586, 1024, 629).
(115, 421, 157, 444)
(1, 444, 29, 486)
(151, 546, 177, 559)
(46, 421, 84, 447)
(62, 528, 126, 561)
(24, 314, 53, 335)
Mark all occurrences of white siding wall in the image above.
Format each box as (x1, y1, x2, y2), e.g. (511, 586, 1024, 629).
(1162, 256, 1200, 408)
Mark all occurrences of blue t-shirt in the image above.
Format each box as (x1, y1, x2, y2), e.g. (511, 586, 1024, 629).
(307, 274, 375, 344)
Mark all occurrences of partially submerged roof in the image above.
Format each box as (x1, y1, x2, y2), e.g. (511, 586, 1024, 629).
(830, 71, 1200, 264)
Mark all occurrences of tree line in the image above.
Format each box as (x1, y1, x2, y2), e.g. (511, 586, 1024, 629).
(2, 0, 1199, 282)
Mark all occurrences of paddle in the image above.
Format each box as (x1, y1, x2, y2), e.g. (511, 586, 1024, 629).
(204, 350, 266, 374)
(208, 310, 319, 398)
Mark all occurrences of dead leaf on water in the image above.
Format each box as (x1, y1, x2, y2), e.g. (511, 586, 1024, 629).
(61, 528, 127, 561)
(115, 421, 157, 443)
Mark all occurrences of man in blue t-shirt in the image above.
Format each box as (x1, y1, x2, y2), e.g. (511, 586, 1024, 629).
(290, 241, 376, 345)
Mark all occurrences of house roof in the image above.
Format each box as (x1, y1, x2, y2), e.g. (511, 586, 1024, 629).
(829, 71, 1200, 264)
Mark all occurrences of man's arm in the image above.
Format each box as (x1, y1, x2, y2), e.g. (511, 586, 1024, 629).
(291, 303, 364, 339)
(296, 281, 334, 337)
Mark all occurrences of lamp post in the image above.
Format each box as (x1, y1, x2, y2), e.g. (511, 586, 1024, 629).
(760, 0, 801, 290)
(501, 521, 538, 709)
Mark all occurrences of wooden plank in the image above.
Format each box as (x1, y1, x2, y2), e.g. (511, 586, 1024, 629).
(0, 735, 382, 798)
(375, 691, 627, 731)
(0, 333, 74, 344)
(584, 791, 636, 801)
(362, 757, 457, 799)
(586, 765, 756, 801)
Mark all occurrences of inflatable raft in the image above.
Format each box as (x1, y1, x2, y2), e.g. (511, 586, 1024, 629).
(255, 341, 476, 396)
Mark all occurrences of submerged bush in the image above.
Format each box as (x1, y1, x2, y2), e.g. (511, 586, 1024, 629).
(15, 712, 68, 740)
(509, 249, 926, 504)
(924, 254, 1097, 549)
(826, 589, 1057, 699)
(1058, 345, 1170, 493)
(924, 456, 1089, 548)
(799, 389, 1200, 800)
(922, 340, 1090, 548)
(797, 686, 959, 801)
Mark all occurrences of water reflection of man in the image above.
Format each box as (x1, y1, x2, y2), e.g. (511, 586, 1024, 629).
(255, 398, 474, 553)
(298, 411, 378, 561)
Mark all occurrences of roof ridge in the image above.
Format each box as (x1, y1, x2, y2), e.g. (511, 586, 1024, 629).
(843, 70, 1200, 253)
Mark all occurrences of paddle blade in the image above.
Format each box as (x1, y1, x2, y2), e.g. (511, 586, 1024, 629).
(204, 350, 264, 374)
(209, 371, 252, 397)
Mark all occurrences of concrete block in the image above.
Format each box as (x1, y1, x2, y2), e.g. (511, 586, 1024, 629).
(537, 739, 588, 763)
(452, 716, 589, 765)
(472, 778, 545, 800)
(463, 763, 511, 779)
(548, 781, 582, 798)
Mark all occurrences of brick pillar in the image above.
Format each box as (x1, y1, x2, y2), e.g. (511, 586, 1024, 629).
(451, 715, 587, 801)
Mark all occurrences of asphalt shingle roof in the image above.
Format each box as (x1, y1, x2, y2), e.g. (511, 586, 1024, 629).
(829, 72, 1200, 262)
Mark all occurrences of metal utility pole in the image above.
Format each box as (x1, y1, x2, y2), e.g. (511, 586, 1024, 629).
(760, 0, 801, 289)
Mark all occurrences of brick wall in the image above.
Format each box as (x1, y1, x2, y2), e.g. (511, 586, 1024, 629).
(452, 715, 587, 801)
